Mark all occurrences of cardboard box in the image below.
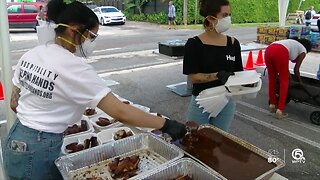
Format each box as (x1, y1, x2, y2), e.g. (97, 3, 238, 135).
(310, 32, 320, 41)
(301, 26, 311, 35)
(257, 26, 268, 34)
(256, 34, 266, 43)
(289, 26, 302, 38)
(265, 35, 276, 44)
(267, 26, 277, 35)
(276, 27, 289, 37)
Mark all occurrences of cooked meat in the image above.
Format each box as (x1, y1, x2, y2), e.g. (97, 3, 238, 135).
(126, 131, 133, 137)
(109, 157, 120, 171)
(70, 144, 84, 153)
(84, 139, 90, 149)
(114, 130, 134, 140)
(65, 142, 78, 150)
(108, 155, 140, 179)
(96, 118, 111, 126)
(80, 120, 88, 131)
(84, 108, 96, 115)
(90, 136, 99, 147)
(129, 155, 140, 165)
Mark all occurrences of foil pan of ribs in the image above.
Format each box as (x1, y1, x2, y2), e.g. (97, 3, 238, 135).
(55, 133, 184, 180)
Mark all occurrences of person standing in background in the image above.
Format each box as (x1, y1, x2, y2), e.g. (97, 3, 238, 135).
(168, 1, 176, 29)
(304, 6, 316, 26)
(37, 5, 45, 21)
(183, 0, 243, 132)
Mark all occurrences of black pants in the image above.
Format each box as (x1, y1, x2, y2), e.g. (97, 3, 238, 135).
(318, 19, 320, 32)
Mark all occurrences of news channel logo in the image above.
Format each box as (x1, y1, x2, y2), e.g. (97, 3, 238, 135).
(267, 149, 280, 163)
(267, 148, 306, 164)
(291, 148, 305, 163)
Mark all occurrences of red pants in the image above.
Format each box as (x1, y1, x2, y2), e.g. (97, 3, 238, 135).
(264, 44, 289, 111)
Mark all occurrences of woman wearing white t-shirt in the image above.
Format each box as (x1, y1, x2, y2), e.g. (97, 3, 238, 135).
(264, 38, 312, 119)
(3, 0, 186, 179)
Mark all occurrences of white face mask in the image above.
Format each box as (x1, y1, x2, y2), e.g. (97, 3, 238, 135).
(75, 38, 96, 57)
(214, 16, 231, 33)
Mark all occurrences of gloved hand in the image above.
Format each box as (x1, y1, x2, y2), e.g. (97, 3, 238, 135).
(217, 70, 235, 85)
(159, 119, 187, 141)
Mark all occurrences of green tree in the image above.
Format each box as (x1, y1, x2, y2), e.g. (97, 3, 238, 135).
(123, 0, 150, 14)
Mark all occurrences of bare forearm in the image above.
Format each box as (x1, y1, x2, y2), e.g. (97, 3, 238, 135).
(294, 68, 302, 82)
(97, 93, 165, 129)
(190, 73, 218, 83)
(10, 85, 20, 113)
(293, 53, 305, 82)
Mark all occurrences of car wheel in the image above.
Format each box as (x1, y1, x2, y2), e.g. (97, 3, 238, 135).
(101, 18, 105, 26)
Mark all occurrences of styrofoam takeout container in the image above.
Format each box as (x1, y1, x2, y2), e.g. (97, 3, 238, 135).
(89, 111, 122, 131)
(61, 132, 101, 155)
(97, 127, 134, 144)
(64, 116, 94, 138)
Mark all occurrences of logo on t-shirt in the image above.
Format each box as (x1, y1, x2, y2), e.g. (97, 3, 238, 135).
(226, 55, 235, 61)
(19, 60, 58, 99)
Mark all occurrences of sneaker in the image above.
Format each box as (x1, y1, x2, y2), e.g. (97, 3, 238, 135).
(275, 109, 288, 119)
(269, 104, 276, 113)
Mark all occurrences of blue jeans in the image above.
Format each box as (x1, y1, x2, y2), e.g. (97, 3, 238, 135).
(187, 95, 236, 132)
(2, 119, 63, 180)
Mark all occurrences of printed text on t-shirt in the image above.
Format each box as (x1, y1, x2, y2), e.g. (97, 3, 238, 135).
(226, 55, 235, 61)
(19, 60, 59, 99)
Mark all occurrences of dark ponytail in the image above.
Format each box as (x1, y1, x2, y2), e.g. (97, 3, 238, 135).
(46, 0, 67, 23)
(47, 0, 98, 34)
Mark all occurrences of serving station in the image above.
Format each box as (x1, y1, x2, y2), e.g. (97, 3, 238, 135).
(54, 93, 285, 180)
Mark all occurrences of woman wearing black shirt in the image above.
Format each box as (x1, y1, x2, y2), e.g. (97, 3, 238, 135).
(183, 0, 243, 131)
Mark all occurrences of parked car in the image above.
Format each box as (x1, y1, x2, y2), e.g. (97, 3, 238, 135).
(7, 2, 46, 29)
(310, 12, 320, 32)
(93, 6, 126, 25)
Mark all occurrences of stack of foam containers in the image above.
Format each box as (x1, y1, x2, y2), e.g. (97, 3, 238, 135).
(196, 70, 262, 118)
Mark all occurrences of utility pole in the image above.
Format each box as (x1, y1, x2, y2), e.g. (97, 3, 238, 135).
(194, 0, 197, 25)
(298, 0, 305, 10)
(183, 0, 187, 27)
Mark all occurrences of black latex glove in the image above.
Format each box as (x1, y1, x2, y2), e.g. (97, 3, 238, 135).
(217, 70, 235, 85)
(159, 119, 187, 141)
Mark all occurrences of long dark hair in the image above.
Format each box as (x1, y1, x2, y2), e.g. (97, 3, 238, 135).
(199, 0, 229, 28)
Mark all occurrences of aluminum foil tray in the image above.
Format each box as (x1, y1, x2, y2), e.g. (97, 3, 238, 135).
(138, 158, 225, 180)
(55, 133, 184, 179)
(180, 125, 286, 180)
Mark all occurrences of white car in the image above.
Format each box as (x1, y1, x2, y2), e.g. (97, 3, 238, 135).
(310, 13, 320, 31)
(93, 6, 126, 25)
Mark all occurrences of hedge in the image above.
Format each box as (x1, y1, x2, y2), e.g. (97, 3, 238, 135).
(125, 0, 320, 24)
